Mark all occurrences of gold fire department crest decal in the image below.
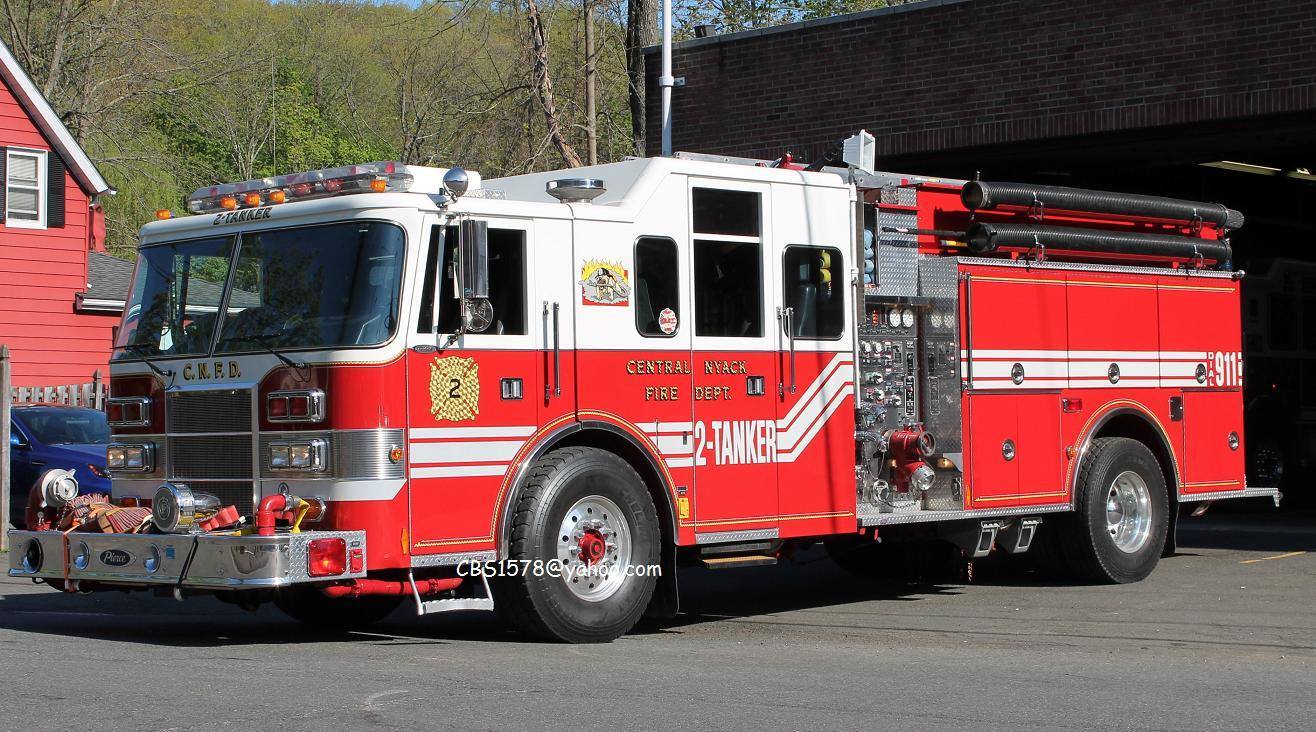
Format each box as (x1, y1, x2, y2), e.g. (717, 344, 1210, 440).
(429, 356, 480, 422)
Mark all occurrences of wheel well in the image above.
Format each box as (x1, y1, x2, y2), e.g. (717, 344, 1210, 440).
(1091, 413, 1178, 500)
(554, 428, 677, 547)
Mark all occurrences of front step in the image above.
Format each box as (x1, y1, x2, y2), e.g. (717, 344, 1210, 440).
(698, 554, 778, 570)
(410, 570, 495, 616)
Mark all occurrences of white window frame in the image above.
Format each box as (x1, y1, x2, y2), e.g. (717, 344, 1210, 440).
(5, 147, 47, 229)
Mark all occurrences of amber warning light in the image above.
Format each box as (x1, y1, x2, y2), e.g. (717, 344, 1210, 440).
(185, 161, 413, 215)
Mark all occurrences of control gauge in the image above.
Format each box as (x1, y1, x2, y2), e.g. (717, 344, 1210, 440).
(901, 308, 915, 328)
(929, 312, 943, 329)
(887, 308, 902, 328)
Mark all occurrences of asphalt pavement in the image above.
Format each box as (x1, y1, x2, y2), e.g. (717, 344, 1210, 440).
(0, 508, 1312, 731)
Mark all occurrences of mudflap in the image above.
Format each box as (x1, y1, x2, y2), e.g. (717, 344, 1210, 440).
(643, 538, 679, 620)
(1163, 500, 1180, 558)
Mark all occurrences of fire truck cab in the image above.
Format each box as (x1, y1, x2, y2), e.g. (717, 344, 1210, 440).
(8, 150, 1278, 642)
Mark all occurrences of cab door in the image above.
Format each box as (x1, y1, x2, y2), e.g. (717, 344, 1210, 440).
(405, 217, 545, 557)
(688, 182, 780, 538)
(774, 241, 855, 538)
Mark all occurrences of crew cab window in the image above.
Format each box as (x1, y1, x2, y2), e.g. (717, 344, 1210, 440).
(433, 227, 527, 335)
(634, 237, 679, 337)
(783, 245, 844, 339)
(692, 187, 763, 337)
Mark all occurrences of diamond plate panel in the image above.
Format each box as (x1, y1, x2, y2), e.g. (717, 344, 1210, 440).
(870, 242, 919, 298)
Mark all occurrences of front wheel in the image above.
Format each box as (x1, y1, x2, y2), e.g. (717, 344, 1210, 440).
(492, 447, 660, 643)
(1059, 437, 1168, 583)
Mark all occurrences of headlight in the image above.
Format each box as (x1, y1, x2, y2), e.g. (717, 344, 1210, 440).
(107, 443, 154, 473)
(269, 439, 327, 472)
(40, 469, 79, 507)
(106, 396, 152, 427)
(152, 483, 221, 534)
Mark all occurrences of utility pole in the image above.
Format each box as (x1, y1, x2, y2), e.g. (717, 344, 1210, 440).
(2, 345, 11, 550)
(660, 0, 673, 157)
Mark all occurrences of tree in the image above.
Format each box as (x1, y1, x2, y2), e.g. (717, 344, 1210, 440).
(625, 0, 657, 156)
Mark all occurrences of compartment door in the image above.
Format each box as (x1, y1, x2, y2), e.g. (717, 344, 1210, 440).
(1015, 393, 1066, 502)
(966, 394, 1019, 506)
(1181, 391, 1245, 495)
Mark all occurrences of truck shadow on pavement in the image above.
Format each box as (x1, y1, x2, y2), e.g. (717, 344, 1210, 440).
(0, 510, 1308, 645)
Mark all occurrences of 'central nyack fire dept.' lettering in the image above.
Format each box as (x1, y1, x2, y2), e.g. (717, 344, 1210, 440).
(626, 359, 690, 375)
(692, 419, 777, 466)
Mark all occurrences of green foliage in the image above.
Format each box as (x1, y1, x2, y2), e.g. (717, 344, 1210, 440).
(3, 0, 896, 256)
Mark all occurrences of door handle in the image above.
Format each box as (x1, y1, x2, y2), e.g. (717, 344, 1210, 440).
(552, 302, 561, 397)
(773, 304, 794, 394)
(543, 301, 561, 399)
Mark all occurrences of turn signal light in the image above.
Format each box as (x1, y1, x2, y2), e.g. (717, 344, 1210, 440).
(268, 190, 286, 204)
(219, 195, 237, 210)
(308, 537, 347, 577)
(154, 209, 172, 220)
(369, 178, 387, 192)
(243, 192, 262, 207)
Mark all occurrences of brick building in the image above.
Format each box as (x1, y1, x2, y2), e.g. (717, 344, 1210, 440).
(645, 0, 1316, 171)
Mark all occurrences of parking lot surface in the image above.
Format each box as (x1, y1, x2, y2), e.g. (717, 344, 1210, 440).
(1, 509, 1312, 731)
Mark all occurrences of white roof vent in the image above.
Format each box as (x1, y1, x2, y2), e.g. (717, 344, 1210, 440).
(546, 178, 605, 203)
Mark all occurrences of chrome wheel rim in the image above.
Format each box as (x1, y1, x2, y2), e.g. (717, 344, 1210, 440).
(556, 495, 632, 602)
(1105, 470, 1152, 554)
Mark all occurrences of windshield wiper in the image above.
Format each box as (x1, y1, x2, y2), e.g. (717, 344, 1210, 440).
(234, 332, 308, 371)
(121, 343, 174, 381)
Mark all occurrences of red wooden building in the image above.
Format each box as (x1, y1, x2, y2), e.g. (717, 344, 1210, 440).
(0, 40, 116, 388)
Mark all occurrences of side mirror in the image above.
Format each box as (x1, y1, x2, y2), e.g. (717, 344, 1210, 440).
(459, 219, 489, 299)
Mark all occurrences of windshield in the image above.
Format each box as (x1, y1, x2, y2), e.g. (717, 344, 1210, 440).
(113, 236, 235, 359)
(16, 408, 110, 445)
(114, 221, 405, 359)
(215, 222, 404, 352)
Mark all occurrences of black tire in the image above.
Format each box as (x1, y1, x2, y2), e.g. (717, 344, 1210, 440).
(491, 446, 660, 643)
(1058, 437, 1168, 584)
(274, 586, 402, 630)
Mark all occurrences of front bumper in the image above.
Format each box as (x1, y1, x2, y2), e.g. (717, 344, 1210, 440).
(7, 529, 367, 590)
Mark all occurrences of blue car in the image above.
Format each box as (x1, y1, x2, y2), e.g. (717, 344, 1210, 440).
(8, 405, 111, 528)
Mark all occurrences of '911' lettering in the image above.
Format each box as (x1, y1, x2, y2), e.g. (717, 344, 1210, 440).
(1207, 351, 1243, 387)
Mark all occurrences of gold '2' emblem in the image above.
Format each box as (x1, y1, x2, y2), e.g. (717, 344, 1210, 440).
(429, 356, 479, 422)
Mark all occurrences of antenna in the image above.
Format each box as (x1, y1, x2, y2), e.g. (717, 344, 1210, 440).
(271, 53, 277, 172)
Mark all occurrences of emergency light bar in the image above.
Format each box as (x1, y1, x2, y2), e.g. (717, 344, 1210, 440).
(186, 161, 414, 214)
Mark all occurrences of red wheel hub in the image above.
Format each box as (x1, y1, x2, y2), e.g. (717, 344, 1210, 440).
(577, 529, 607, 565)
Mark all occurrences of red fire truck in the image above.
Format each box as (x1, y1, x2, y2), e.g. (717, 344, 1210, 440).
(8, 147, 1278, 642)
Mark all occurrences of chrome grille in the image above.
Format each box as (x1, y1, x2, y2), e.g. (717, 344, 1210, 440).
(167, 390, 252, 434)
(170, 435, 252, 479)
(183, 481, 255, 516)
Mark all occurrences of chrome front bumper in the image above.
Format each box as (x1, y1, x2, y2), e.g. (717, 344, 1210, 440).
(7, 529, 367, 590)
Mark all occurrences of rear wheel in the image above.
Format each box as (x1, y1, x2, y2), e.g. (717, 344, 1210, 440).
(274, 587, 401, 630)
(1059, 437, 1168, 583)
(492, 447, 660, 643)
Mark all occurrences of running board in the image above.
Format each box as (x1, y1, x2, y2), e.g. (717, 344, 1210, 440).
(409, 570, 495, 616)
(418, 596, 495, 614)
(699, 554, 778, 570)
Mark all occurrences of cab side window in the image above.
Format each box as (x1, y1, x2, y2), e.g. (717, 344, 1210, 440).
(634, 237, 679, 337)
(426, 226, 528, 336)
(692, 187, 762, 338)
(783, 245, 844, 339)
